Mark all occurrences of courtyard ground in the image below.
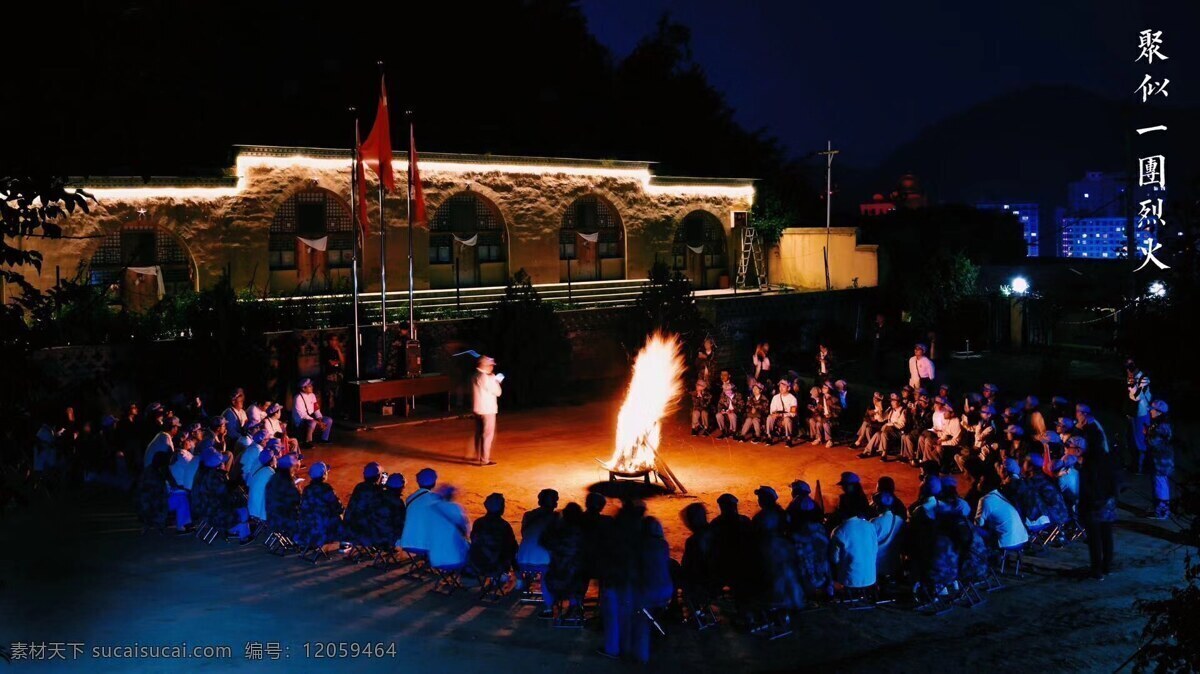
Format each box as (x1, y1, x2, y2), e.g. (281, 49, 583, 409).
(0, 390, 1191, 673)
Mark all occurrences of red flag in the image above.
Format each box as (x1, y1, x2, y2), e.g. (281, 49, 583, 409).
(360, 77, 395, 192)
(409, 124, 427, 226)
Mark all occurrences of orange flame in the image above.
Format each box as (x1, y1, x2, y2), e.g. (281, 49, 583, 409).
(607, 332, 685, 473)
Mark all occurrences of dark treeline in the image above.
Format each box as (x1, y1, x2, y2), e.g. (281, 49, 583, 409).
(7, 0, 817, 223)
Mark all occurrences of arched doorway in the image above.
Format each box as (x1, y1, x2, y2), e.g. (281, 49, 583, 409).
(87, 218, 196, 312)
(672, 210, 728, 289)
(429, 191, 508, 289)
(560, 194, 625, 282)
(268, 188, 354, 292)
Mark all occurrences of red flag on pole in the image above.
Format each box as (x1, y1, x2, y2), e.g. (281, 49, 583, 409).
(361, 76, 395, 192)
(409, 124, 427, 227)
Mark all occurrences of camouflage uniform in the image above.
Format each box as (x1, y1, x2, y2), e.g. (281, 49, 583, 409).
(296, 479, 344, 548)
(344, 479, 390, 548)
(690, 387, 713, 432)
(468, 513, 517, 577)
(714, 389, 744, 435)
(191, 467, 246, 531)
(136, 464, 169, 528)
(265, 470, 302, 538)
(1028, 472, 1070, 526)
(740, 393, 770, 440)
(381, 489, 408, 545)
(792, 521, 832, 599)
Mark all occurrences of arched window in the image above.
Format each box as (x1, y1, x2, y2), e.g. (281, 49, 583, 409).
(429, 192, 506, 265)
(88, 219, 194, 297)
(269, 189, 354, 271)
(560, 195, 622, 260)
(673, 210, 727, 271)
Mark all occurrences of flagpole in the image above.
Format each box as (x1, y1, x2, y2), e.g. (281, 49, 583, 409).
(350, 111, 362, 381)
(377, 63, 389, 370)
(407, 116, 416, 342)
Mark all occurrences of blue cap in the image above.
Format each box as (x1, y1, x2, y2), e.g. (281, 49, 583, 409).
(1003, 458, 1021, 476)
(385, 473, 406, 489)
(310, 462, 328, 479)
(837, 471, 860, 487)
(201, 449, 224, 468)
(265, 438, 282, 452)
(363, 462, 382, 479)
(790, 480, 811, 495)
(209, 416, 227, 430)
(940, 476, 958, 491)
(416, 468, 437, 488)
(252, 429, 270, 445)
(1027, 453, 1045, 468)
(258, 449, 277, 466)
(277, 455, 296, 469)
(877, 492, 896, 507)
(754, 485, 778, 501)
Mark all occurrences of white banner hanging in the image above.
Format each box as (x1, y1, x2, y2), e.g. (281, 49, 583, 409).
(687, 244, 705, 254)
(127, 265, 166, 298)
(453, 234, 478, 247)
(577, 231, 599, 243)
(297, 236, 328, 251)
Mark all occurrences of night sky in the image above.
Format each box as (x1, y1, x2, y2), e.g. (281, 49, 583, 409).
(582, 0, 1200, 167)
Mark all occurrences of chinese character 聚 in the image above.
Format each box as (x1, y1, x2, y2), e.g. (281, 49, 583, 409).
(1136, 29, 1169, 64)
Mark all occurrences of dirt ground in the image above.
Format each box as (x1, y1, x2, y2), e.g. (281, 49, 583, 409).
(0, 396, 1191, 673)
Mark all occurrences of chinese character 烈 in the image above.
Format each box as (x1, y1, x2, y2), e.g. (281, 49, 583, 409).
(1137, 198, 1165, 231)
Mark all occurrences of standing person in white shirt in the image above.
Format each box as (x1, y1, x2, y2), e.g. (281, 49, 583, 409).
(766, 380, 798, 446)
(751, 341, 772, 389)
(473, 356, 502, 466)
(292, 379, 332, 448)
(907, 343, 935, 391)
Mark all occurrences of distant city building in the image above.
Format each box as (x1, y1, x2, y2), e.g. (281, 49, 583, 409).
(1060, 217, 1128, 259)
(1059, 171, 1128, 258)
(976, 202, 1039, 257)
(1067, 171, 1126, 218)
(859, 194, 897, 217)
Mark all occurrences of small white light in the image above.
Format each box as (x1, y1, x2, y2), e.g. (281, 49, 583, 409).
(1148, 281, 1167, 298)
(1084, 193, 1090, 198)
(1011, 276, 1030, 295)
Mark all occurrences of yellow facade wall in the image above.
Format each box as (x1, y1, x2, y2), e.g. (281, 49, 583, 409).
(766, 227, 878, 291)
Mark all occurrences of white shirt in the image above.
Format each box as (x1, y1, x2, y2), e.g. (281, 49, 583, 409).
(931, 409, 946, 433)
(239, 443, 264, 482)
(831, 516, 879, 589)
(247, 465, 275, 520)
(472, 370, 502, 415)
(753, 353, 771, 375)
(769, 393, 798, 416)
(293, 392, 322, 423)
(144, 432, 174, 468)
(262, 416, 283, 438)
(1128, 371, 1152, 417)
(399, 488, 440, 551)
(939, 417, 962, 446)
(908, 355, 935, 388)
(223, 407, 248, 441)
(871, 511, 905, 578)
(247, 405, 267, 427)
(884, 406, 907, 429)
(975, 491, 1029, 549)
(170, 449, 199, 491)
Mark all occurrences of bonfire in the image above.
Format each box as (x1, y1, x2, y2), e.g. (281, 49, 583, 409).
(604, 332, 687, 491)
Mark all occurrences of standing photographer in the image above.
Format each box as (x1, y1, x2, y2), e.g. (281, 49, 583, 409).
(1124, 358, 1152, 474)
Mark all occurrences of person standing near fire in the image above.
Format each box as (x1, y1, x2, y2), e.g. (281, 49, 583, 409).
(473, 356, 503, 467)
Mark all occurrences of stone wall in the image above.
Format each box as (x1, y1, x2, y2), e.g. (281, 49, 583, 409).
(16, 149, 754, 299)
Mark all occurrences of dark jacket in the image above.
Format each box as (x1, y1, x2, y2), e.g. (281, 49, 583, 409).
(468, 513, 518, 576)
(542, 518, 588, 599)
(344, 480, 389, 547)
(297, 479, 344, 547)
(265, 470, 302, 538)
(381, 489, 407, 544)
(192, 467, 245, 530)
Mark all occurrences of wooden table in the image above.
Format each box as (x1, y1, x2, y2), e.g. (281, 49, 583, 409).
(345, 374, 453, 423)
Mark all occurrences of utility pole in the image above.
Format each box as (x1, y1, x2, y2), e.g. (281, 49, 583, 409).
(817, 141, 840, 291)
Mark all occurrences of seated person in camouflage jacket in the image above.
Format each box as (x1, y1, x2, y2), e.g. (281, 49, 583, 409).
(296, 462, 344, 549)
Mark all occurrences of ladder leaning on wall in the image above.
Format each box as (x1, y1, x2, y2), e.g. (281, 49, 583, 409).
(735, 225, 768, 291)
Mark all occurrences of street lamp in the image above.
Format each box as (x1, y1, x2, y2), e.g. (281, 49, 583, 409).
(1010, 276, 1030, 296)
